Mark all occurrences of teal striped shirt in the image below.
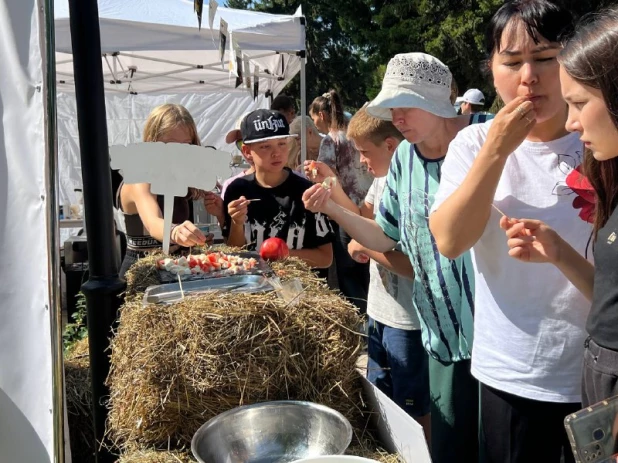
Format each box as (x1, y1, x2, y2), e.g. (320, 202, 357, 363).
(375, 113, 492, 362)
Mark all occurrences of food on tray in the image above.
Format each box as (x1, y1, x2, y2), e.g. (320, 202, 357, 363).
(321, 176, 337, 190)
(157, 252, 258, 276)
(259, 237, 290, 261)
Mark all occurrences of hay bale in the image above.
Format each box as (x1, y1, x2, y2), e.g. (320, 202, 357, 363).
(118, 449, 194, 463)
(107, 256, 366, 451)
(65, 338, 95, 463)
(347, 436, 405, 463)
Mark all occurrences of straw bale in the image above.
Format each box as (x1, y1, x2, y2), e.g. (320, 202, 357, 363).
(347, 437, 405, 463)
(118, 449, 194, 463)
(65, 338, 96, 463)
(108, 254, 366, 451)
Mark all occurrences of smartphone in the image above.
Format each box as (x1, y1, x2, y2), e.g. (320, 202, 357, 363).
(565, 396, 618, 463)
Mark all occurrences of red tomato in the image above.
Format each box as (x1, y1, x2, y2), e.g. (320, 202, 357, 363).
(259, 237, 290, 261)
(188, 256, 199, 268)
(207, 254, 218, 264)
(200, 262, 212, 273)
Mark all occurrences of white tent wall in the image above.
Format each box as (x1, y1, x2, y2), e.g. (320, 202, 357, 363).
(54, 0, 305, 234)
(0, 0, 55, 461)
(54, 0, 304, 95)
(57, 91, 268, 209)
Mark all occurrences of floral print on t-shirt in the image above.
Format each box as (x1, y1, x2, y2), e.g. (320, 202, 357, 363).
(318, 130, 373, 205)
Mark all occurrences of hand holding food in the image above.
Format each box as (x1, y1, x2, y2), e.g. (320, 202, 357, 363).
(302, 183, 334, 214)
(484, 96, 537, 159)
(171, 220, 207, 247)
(502, 216, 562, 264)
(259, 237, 290, 261)
(348, 239, 370, 264)
(304, 160, 335, 184)
(228, 196, 249, 225)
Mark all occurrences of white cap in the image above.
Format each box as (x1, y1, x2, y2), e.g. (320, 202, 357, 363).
(461, 88, 485, 105)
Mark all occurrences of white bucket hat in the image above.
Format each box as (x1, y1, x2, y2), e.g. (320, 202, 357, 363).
(367, 53, 457, 120)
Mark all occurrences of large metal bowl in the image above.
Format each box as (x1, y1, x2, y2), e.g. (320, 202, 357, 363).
(191, 401, 353, 463)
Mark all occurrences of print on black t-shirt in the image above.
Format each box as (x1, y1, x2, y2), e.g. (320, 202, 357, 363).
(222, 168, 335, 251)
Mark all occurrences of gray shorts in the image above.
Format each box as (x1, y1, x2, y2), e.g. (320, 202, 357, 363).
(582, 337, 618, 407)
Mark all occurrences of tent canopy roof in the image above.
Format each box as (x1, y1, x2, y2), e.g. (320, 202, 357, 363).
(54, 0, 305, 95)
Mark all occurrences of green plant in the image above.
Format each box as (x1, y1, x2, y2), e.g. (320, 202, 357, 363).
(63, 292, 88, 353)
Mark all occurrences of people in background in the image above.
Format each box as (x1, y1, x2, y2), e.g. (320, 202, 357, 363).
(429, 1, 587, 462)
(223, 109, 334, 269)
(502, 5, 618, 409)
(287, 116, 322, 172)
(271, 94, 296, 123)
(221, 113, 254, 200)
(309, 89, 374, 312)
(459, 88, 486, 114)
(117, 104, 220, 278)
(303, 53, 492, 463)
(305, 107, 431, 438)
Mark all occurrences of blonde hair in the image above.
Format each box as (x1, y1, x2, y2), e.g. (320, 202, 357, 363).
(347, 108, 403, 145)
(287, 116, 319, 169)
(143, 104, 201, 145)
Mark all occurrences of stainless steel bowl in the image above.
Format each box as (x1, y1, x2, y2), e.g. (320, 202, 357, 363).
(191, 401, 353, 463)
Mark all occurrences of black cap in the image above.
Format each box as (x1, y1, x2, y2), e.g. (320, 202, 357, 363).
(240, 109, 295, 144)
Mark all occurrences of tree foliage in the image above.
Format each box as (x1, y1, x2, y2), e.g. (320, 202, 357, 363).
(224, 0, 612, 110)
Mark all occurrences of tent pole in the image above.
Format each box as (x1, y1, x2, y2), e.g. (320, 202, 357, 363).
(299, 17, 307, 164)
(42, 0, 66, 461)
(67, 0, 126, 462)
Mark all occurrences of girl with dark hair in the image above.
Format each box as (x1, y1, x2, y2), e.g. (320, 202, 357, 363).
(502, 6, 618, 408)
(429, 1, 590, 461)
(309, 89, 374, 312)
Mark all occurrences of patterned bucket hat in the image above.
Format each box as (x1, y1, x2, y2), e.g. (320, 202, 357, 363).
(367, 52, 457, 120)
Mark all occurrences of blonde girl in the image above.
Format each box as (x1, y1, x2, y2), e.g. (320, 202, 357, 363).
(118, 104, 221, 277)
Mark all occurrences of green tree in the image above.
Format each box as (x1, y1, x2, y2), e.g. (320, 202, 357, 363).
(226, 0, 373, 110)
(223, 0, 614, 110)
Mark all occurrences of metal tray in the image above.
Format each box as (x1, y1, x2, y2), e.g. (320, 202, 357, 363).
(143, 274, 274, 305)
(157, 251, 272, 283)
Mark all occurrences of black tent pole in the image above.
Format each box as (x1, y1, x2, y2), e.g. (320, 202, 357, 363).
(67, 0, 126, 462)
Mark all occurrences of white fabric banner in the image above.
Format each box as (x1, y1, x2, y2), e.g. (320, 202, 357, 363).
(0, 0, 54, 461)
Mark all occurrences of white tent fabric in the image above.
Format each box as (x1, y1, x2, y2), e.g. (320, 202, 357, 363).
(54, 0, 304, 95)
(0, 0, 54, 461)
(54, 0, 305, 233)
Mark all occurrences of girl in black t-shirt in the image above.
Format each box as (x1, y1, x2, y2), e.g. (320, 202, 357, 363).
(502, 7, 618, 407)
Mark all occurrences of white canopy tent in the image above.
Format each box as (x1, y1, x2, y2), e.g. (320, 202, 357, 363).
(54, 0, 306, 208)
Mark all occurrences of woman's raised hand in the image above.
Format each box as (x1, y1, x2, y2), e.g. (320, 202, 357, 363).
(485, 96, 537, 158)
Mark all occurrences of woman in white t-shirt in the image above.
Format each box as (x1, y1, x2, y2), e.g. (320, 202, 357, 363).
(428, 1, 590, 462)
